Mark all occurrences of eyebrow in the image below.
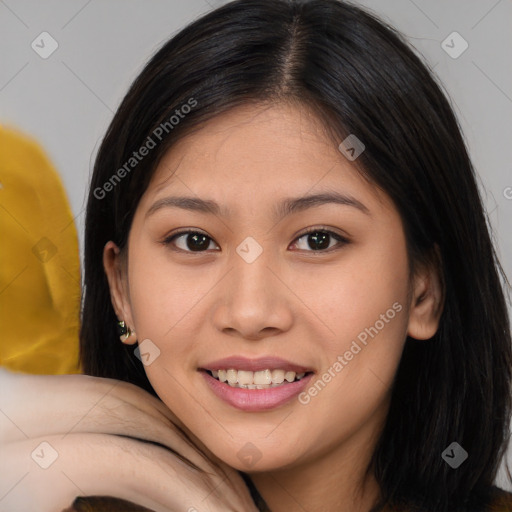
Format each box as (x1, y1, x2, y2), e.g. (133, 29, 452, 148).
(146, 191, 370, 220)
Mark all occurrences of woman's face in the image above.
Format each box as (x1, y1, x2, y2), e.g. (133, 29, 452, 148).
(105, 102, 439, 475)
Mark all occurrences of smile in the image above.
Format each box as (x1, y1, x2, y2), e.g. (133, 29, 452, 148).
(200, 370, 315, 411)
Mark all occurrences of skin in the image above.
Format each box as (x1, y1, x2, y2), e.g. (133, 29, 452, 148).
(104, 102, 443, 512)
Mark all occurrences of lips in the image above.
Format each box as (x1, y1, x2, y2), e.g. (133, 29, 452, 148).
(200, 356, 314, 373)
(199, 356, 316, 411)
(200, 370, 315, 411)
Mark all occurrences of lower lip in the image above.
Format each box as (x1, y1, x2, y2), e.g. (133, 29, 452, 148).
(200, 370, 314, 412)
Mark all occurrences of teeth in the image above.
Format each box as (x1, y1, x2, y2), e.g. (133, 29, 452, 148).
(271, 369, 285, 384)
(238, 370, 253, 386)
(226, 369, 238, 384)
(209, 368, 308, 388)
(254, 370, 272, 385)
(284, 371, 295, 382)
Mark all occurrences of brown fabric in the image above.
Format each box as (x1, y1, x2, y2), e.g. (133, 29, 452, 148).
(487, 486, 512, 511)
(63, 487, 512, 512)
(62, 496, 155, 512)
(379, 487, 512, 512)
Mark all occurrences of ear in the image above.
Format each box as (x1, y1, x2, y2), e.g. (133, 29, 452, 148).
(407, 245, 444, 341)
(103, 241, 137, 345)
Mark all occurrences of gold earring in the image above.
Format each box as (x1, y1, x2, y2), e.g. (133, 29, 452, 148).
(117, 320, 136, 343)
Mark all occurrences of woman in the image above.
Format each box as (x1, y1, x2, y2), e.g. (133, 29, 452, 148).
(81, 0, 512, 509)
(3, 0, 511, 510)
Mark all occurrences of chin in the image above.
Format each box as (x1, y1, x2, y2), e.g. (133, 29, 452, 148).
(224, 447, 303, 474)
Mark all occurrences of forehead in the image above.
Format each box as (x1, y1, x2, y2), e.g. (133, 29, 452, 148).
(143, 102, 386, 212)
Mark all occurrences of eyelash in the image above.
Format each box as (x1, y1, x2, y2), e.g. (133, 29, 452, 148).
(161, 226, 350, 254)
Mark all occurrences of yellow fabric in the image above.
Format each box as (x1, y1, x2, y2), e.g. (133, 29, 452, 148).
(0, 126, 81, 374)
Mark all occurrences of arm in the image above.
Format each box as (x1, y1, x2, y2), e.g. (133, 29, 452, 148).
(0, 368, 259, 512)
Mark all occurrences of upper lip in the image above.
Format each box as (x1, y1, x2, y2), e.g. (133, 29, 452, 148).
(200, 356, 314, 373)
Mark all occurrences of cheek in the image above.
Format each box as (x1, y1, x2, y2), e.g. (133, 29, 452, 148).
(295, 230, 410, 431)
(125, 241, 223, 381)
(125, 250, 206, 408)
(127, 241, 203, 335)
(297, 231, 410, 357)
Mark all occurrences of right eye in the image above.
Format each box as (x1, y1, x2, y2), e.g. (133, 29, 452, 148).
(162, 230, 220, 253)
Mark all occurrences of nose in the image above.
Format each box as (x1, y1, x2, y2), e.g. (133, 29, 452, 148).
(212, 246, 293, 341)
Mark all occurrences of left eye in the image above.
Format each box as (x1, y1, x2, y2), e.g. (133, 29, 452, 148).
(162, 228, 348, 253)
(291, 229, 348, 252)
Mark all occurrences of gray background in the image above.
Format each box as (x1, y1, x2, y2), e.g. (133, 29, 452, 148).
(1, 0, 511, 491)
